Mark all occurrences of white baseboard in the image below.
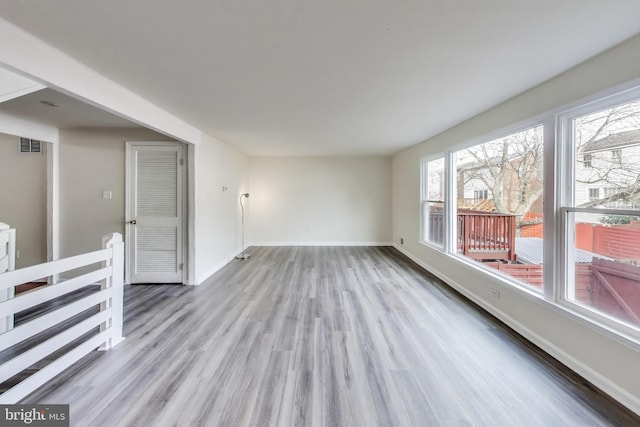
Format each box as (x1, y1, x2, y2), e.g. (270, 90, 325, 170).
(392, 244, 640, 417)
(195, 242, 393, 284)
(248, 241, 393, 247)
(196, 260, 231, 285)
(195, 247, 244, 285)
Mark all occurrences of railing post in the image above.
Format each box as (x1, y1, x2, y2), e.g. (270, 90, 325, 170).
(456, 215, 463, 253)
(509, 215, 517, 261)
(99, 232, 125, 350)
(463, 215, 471, 256)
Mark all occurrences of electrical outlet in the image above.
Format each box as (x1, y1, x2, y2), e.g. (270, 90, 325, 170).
(16, 250, 20, 258)
(491, 288, 500, 299)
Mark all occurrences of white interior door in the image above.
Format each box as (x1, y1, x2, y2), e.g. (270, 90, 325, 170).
(126, 143, 185, 284)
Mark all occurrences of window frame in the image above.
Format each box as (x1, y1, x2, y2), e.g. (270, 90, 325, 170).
(417, 79, 640, 345)
(611, 149, 622, 163)
(451, 122, 546, 290)
(558, 206, 640, 341)
(556, 85, 640, 341)
(420, 155, 446, 249)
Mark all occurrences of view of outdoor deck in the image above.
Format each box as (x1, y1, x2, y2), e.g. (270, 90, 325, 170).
(425, 207, 516, 262)
(425, 205, 640, 327)
(423, 102, 640, 330)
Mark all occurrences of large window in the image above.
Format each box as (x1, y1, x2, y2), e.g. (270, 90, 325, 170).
(419, 84, 640, 338)
(421, 157, 445, 247)
(454, 125, 544, 292)
(562, 96, 640, 329)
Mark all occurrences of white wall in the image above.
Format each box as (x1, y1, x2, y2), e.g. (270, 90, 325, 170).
(43, 127, 248, 286)
(0, 20, 252, 284)
(248, 156, 392, 245)
(0, 132, 46, 268)
(0, 18, 202, 145)
(392, 34, 640, 414)
(58, 128, 172, 257)
(194, 134, 249, 283)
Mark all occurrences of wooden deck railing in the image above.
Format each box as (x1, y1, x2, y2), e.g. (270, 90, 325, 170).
(458, 209, 517, 261)
(426, 208, 517, 261)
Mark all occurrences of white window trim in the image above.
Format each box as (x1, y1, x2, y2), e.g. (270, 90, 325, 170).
(444, 151, 456, 254)
(557, 206, 640, 343)
(419, 155, 446, 249)
(447, 121, 547, 293)
(556, 85, 640, 340)
(419, 79, 640, 348)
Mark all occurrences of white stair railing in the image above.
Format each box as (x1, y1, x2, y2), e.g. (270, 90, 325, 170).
(0, 232, 125, 404)
(0, 223, 16, 333)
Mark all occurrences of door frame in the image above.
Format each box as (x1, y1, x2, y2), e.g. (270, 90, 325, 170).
(125, 141, 189, 285)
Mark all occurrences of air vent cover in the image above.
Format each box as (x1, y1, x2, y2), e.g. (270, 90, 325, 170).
(20, 138, 30, 152)
(19, 138, 42, 153)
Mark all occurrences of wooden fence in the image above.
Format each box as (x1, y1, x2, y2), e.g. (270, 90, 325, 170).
(486, 260, 639, 326)
(485, 263, 544, 288)
(520, 212, 544, 238)
(576, 223, 640, 264)
(485, 263, 592, 305)
(590, 258, 640, 325)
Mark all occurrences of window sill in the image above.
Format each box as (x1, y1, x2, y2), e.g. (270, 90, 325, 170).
(444, 250, 640, 352)
(412, 242, 640, 351)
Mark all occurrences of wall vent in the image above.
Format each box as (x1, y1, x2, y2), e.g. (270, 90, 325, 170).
(20, 138, 30, 152)
(19, 138, 41, 153)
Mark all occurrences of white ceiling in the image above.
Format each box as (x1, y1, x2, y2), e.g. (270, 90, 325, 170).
(0, 1, 639, 156)
(0, 88, 139, 128)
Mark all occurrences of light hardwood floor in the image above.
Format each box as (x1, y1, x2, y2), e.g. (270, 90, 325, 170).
(20, 246, 640, 426)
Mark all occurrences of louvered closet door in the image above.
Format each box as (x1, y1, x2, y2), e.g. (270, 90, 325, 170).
(128, 144, 184, 283)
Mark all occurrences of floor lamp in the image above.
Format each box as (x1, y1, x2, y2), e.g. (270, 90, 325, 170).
(236, 193, 250, 260)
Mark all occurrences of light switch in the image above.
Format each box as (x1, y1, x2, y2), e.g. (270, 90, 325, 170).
(102, 190, 112, 200)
